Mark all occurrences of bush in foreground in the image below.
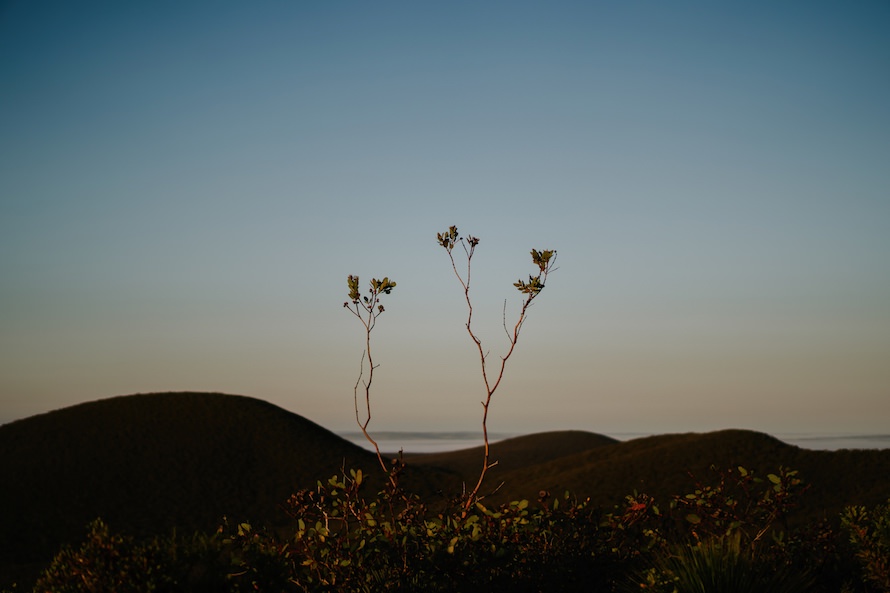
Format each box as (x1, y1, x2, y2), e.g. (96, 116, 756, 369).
(21, 468, 890, 593)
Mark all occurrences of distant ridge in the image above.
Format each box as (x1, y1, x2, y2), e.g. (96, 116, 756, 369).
(3, 392, 889, 590)
(409, 428, 890, 519)
(405, 430, 619, 478)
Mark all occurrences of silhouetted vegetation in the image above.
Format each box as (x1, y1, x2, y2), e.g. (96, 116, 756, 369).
(2, 392, 890, 591)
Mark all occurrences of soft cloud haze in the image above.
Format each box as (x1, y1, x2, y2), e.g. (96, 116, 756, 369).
(2, 1, 888, 437)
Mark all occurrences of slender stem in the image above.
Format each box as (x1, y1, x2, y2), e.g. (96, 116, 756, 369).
(439, 231, 555, 512)
(347, 291, 397, 489)
(445, 243, 554, 513)
(462, 292, 534, 512)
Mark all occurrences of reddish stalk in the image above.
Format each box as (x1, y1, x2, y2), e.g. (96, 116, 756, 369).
(437, 227, 556, 513)
(344, 275, 397, 490)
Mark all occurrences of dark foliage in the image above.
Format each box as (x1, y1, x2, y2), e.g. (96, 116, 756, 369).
(22, 469, 890, 592)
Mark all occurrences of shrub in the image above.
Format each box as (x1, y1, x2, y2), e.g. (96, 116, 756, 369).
(842, 499, 890, 592)
(30, 478, 890, 592)
(32, 519, 258, 593)
(236, 470, 614, 592)
(670, 465, 808, 547)
(33, 519, 172, 593)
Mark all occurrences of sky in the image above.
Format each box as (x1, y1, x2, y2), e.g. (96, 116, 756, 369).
(2, 1, 889, 437)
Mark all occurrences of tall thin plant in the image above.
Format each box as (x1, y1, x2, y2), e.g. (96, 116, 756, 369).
(343, 274, 396, 485)
(437, 225, 557, 511)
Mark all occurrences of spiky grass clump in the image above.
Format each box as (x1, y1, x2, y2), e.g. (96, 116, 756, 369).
(629, 535, 814, 593)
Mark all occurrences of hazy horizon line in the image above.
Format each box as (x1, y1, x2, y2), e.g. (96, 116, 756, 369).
(338, 430, 890, 452)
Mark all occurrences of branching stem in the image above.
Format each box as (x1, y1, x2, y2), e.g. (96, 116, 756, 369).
(344, 275, 397, 490)
(437, 226, 556, 513)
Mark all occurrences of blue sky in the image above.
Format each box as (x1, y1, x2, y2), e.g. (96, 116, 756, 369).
(2, 1, 888, 437)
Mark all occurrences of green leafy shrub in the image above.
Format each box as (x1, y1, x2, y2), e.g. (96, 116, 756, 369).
(842, 499, 890, 592)
(33, 519, 172, 593)
(28, 476, 890, 592)
(616, 465, 823, 592)
(670, 465, 808, 547)
(31, 519, 264, 593)
(213, 459, 643, 592)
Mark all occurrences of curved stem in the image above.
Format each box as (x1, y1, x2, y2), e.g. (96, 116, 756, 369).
(438, 231, 556, 513)
(348, 293, 397, 490)
(446, 245, 554, 513)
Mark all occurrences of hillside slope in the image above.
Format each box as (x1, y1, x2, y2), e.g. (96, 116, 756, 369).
(1, 392, 380, 567)
(409, 429, 890, 520)
(402, 430, 619, 497)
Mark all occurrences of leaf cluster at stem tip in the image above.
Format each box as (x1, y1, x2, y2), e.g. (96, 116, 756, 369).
(438, 225, 555, 296)
(344, 275, 397, 309)
(514, 249, 556, 295)
(531, 249, 556, 270)
(437, 225, 479, 252)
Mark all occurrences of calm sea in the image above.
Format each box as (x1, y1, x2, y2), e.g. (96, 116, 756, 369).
(339, 431, 890, 454)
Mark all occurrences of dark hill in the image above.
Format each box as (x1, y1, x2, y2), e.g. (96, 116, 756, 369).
(406, 430, 618, 476)
(409, 429, 890, 521)
(402, 430, 620, 497)
(0, 392, 380, 570)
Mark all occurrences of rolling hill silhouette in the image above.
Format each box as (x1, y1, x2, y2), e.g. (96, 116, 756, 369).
(408, 429, 890, 517)
(3, 392, 889, 589)
(1, 392, 381, 574)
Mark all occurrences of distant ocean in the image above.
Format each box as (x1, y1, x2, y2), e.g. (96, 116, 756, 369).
(339, 431, 890, 454)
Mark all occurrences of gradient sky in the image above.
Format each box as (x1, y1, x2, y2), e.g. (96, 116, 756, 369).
(2, 1, 888, 437)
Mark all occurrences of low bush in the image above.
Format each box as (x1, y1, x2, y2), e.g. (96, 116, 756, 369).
(21, 465, 889, 592)
(842, 499, 890, 592)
